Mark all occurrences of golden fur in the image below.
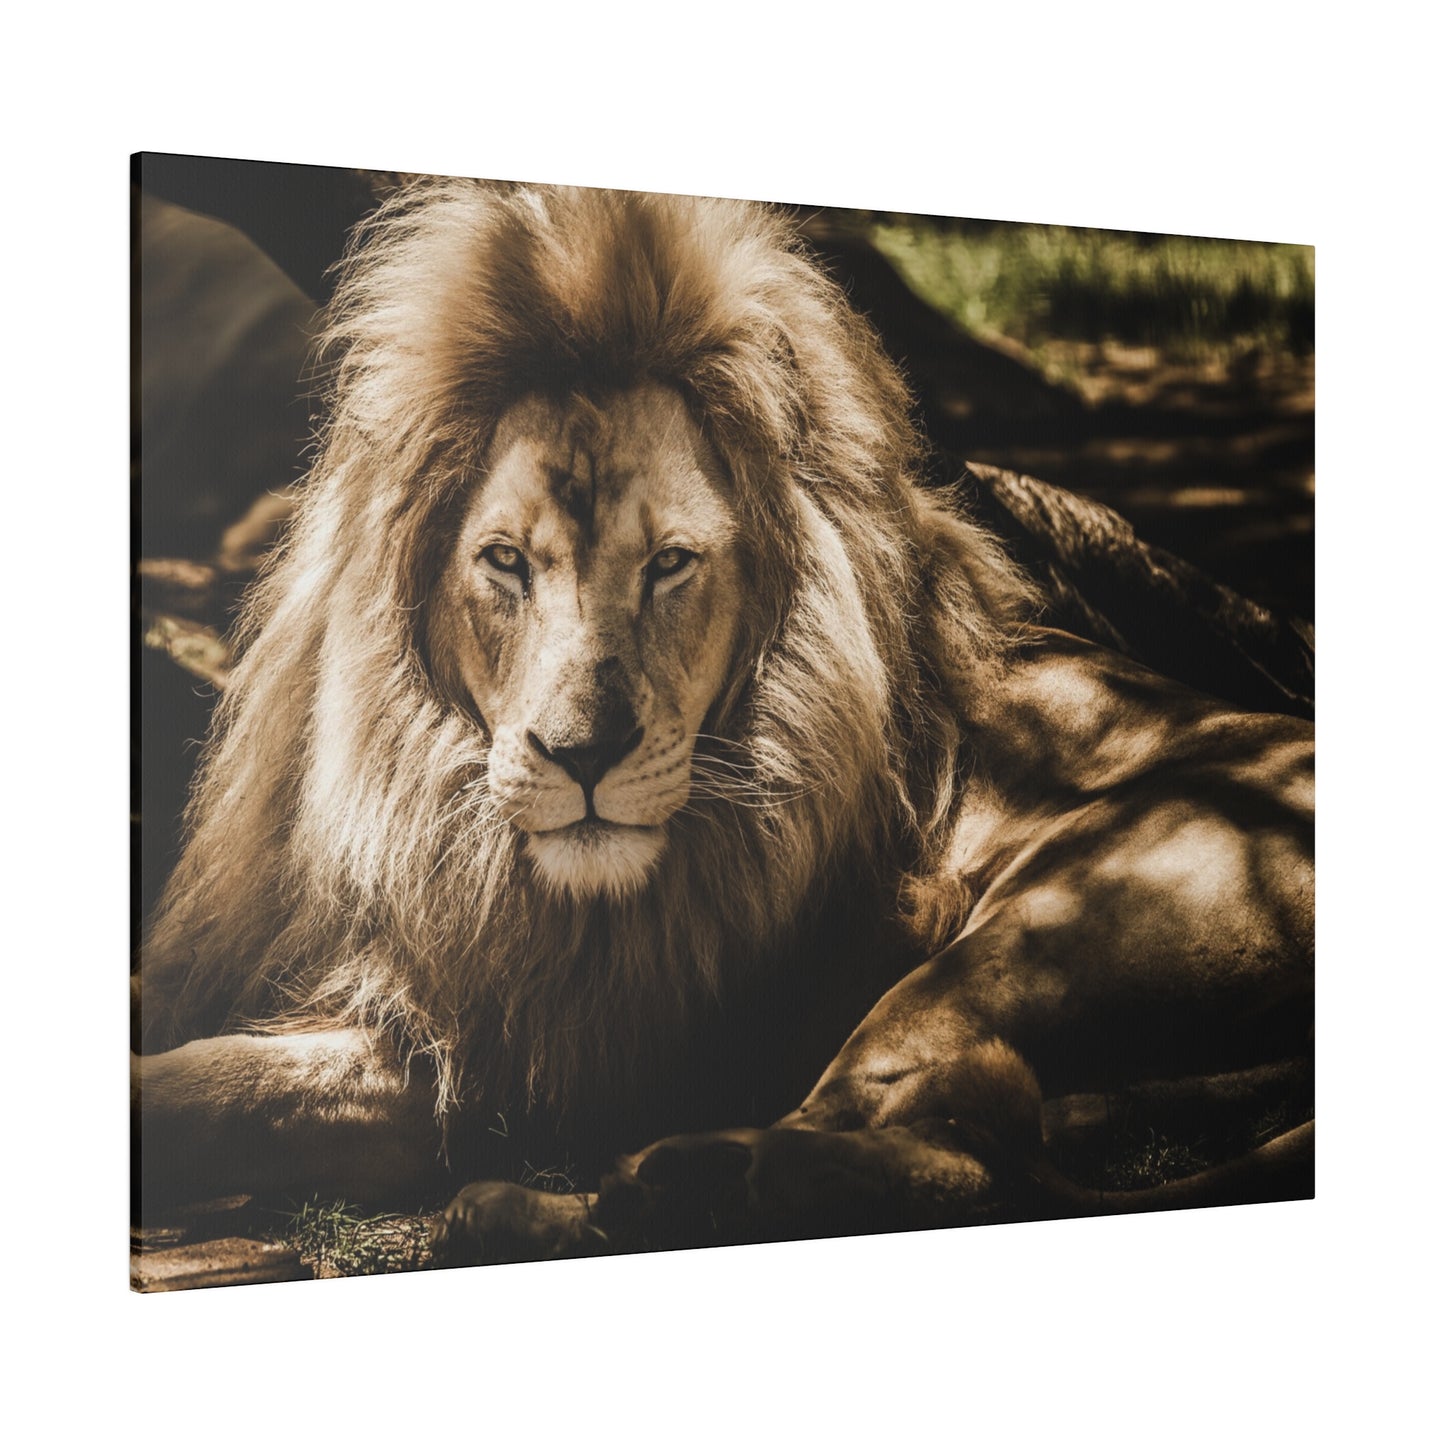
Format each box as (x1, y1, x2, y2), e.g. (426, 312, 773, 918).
(140, 181, 1041, 1127)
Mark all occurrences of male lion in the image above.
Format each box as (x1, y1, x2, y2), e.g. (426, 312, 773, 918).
(135, 181, 1314, 1261)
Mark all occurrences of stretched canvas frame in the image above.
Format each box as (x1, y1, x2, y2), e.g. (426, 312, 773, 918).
(132, 153, 1314, 1291)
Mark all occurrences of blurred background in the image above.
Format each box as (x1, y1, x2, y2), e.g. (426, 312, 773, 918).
(807, 207, 1313, 620)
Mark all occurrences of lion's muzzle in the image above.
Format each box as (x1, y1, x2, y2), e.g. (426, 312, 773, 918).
(526, 722, 645, 809)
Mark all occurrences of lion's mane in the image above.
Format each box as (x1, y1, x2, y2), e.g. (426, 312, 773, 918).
(142, 181, 1039, 1122)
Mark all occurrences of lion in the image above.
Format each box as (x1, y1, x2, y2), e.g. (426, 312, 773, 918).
(134, 180, 1314, 1258)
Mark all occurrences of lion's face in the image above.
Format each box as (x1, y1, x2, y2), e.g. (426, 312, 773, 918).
(435, 384, 743, 900)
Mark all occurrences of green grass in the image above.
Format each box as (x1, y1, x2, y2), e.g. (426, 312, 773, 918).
(273, 1197, 437, 1278)
(1046, 1082, 1313, 1195)
(870, 217, 1314, 366)
(268, 1158, 580, 1277)
(1101, 1130, 1212, 1191)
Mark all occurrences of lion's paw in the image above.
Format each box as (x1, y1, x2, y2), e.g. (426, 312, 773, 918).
(601, 1123, 997, 1248)
(614, 1129, 763, 1247)
(431, 1180, 605, 1266)
(598, 1126, 887, 1248)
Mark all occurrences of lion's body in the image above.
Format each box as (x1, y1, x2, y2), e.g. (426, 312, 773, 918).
(135, 181, 1313, 1247)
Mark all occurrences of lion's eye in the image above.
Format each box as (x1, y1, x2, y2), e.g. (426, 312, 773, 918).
(479, 542, 530, 586)
(646, 547, 697, 585)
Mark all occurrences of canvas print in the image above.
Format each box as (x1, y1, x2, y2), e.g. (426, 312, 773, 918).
(132, 154, 1314, 1290)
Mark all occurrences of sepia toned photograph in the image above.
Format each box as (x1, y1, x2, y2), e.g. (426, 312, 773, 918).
(132, 153, 1314, 1291)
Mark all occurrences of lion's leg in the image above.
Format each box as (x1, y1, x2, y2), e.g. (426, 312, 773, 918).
(431, 1181, 606, 1264)
(548, 969, 1310, 1256)
(134, 1029, 445, 1214)
(436, 821, 1314, 1262)
(604, 1120, 1003, 1247)
(434, 931, 1310, 1262)
(432, 943, 1037, 1262)
(433, 942, 1045, 1262)
(586, 1114, 1314, 1253)
(432, 1120, 1001, 1262)
(606, 951, 1057, 1245)
(558, 927, 1308, 1253)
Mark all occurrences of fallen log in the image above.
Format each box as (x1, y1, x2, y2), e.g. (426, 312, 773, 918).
(961, 461, 1313, 717)
(131, 1237, 311, 1293)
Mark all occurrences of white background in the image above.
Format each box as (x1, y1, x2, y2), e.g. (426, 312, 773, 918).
(6, 3, 1436, 1438)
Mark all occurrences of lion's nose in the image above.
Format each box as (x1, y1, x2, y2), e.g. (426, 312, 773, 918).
(527, 727, 645, 794)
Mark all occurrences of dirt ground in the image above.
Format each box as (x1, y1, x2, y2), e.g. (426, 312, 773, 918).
(966, 342, 1314, 621)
